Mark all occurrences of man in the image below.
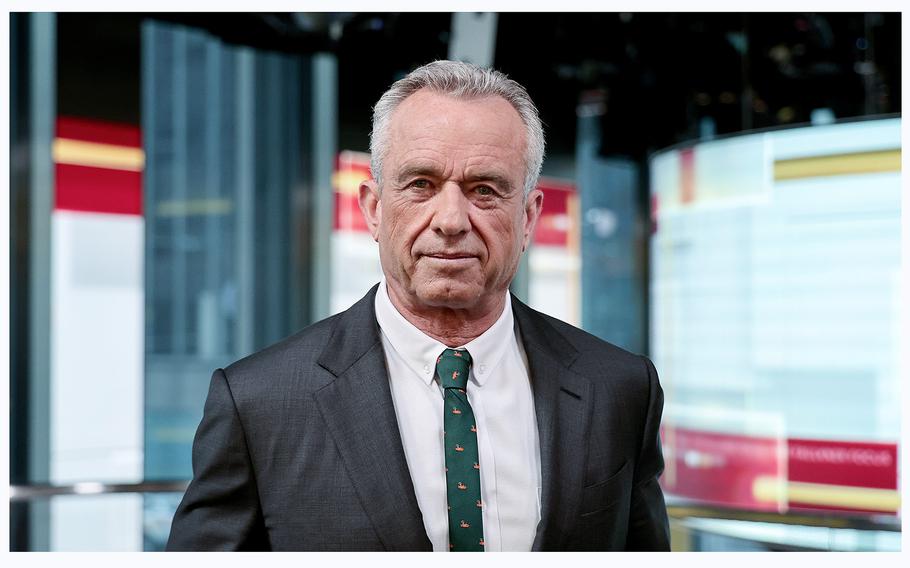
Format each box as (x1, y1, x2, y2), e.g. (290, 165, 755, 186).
(167, 60, 670, 551)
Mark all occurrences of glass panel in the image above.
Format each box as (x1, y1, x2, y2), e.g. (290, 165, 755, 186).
(50, 493, 143, 551)
(141, 21, 306, 482)
(11, 492, 185, 551)
(143, 492, 185, 551)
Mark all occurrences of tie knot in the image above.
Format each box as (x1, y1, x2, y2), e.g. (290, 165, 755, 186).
(436, 348, 472, 390)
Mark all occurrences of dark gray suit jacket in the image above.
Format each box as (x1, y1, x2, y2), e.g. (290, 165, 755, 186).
(167, 285, 670, 551)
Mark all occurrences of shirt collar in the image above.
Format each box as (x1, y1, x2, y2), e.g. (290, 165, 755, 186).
(374, 278, 515, 387)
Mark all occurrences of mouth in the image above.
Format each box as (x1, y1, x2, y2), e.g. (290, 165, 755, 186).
(420, 253, 479, 269)
(424, 253, 476, 260)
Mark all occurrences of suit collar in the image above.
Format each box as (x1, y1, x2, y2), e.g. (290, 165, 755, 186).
(315, 283, 383, 377)
(511, 295, 593, 550)
(510, 293, 581, 374)
(314, 284, 432, 551)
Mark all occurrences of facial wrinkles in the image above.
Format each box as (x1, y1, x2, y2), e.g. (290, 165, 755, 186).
(388, 99, 524, 177)
(396, 148, 509, 186)
(386, 163, 524, 278)
(375, 91, 532, 325)
(390, 156, 520, 201)
(415, 188, 482, 257)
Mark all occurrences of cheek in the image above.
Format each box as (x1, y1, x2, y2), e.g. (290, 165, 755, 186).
(478, 211, 523, 260)
(382, 201, 427, 256)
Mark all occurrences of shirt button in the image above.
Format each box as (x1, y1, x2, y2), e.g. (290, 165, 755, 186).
(423, 365, 430, 374)
(479, 364, 486, 374)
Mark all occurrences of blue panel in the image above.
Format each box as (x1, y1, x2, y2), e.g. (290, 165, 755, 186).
(576, 113, 645, 353)
(141, 24, 315, 549)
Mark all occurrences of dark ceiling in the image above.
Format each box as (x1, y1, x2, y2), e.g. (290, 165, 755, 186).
(56, 12, 901, 166)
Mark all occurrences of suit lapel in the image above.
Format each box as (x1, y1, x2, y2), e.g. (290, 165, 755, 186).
(313, 286, 432, 551)
(512, 297, 593, 551)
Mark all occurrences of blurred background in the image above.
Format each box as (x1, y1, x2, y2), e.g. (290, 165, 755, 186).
(8, 11, 902, 551)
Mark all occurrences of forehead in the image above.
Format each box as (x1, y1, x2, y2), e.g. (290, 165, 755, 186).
(385, 89, 527, 169)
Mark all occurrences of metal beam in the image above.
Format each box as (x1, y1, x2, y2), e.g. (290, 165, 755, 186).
(448, 12, 498, 67)
(309, 54, 336, 322)
(26, 11, 56, 552)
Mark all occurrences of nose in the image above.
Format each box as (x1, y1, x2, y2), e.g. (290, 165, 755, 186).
(430, 184, 471, 236)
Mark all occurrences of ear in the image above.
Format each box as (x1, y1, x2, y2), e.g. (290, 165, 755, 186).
(521, 188, 544, 252)
(358, 179, 382, 242)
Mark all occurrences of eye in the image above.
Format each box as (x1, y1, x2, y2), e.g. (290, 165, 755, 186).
(410, 179, 431, 189)
(475, 185, 495, 196)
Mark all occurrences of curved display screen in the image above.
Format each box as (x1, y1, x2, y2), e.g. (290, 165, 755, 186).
(649, 118, 901, 519)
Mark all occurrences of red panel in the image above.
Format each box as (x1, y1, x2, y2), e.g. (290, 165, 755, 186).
(788, 438, 897, 490)
(335, 192, 369, 233)
(661, 426, 784, 512)
(57, 116, 142, 148)
(333, 151, 371, 232)
(661, 426, 899, 515)
(56, 163, 143, 216)
(788, 439, 898, 515)
(534, 182, 574, 247)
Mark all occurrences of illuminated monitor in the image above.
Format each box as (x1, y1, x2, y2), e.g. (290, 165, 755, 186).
(649, 118, 901, 519)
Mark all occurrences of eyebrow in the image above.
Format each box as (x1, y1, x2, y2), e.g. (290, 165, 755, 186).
(464, 172, 515, 194)
(395, 164, 444, 185)
(395, 164, 516, 194)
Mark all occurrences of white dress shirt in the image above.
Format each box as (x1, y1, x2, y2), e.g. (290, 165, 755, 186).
(374, 280, 541, 551)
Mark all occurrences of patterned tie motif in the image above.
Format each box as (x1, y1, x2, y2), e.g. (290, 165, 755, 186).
(437, 348, 485, 552)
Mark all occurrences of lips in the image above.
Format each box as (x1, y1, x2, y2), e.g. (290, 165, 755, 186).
(424, 252, 476, 260)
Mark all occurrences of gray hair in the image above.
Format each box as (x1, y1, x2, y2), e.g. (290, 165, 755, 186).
(369, 60, 545, 194)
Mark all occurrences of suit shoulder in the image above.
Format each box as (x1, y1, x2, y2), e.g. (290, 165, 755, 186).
(218, 286, 381, 401)
(518, 302, 653, 381)
(221, 311, 343, 387)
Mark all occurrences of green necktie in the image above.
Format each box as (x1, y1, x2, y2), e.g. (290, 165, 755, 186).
(437, 348, 485, 552)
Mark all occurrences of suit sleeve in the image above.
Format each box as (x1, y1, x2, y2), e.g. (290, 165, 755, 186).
(625, 356, 671, 551)
(166, 369, 270, 551)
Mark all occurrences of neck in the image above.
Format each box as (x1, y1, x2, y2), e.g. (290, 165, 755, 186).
(386, 284, 506, 347)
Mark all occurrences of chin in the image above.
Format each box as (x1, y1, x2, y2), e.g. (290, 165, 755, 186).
(414, 280, 484, 310)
